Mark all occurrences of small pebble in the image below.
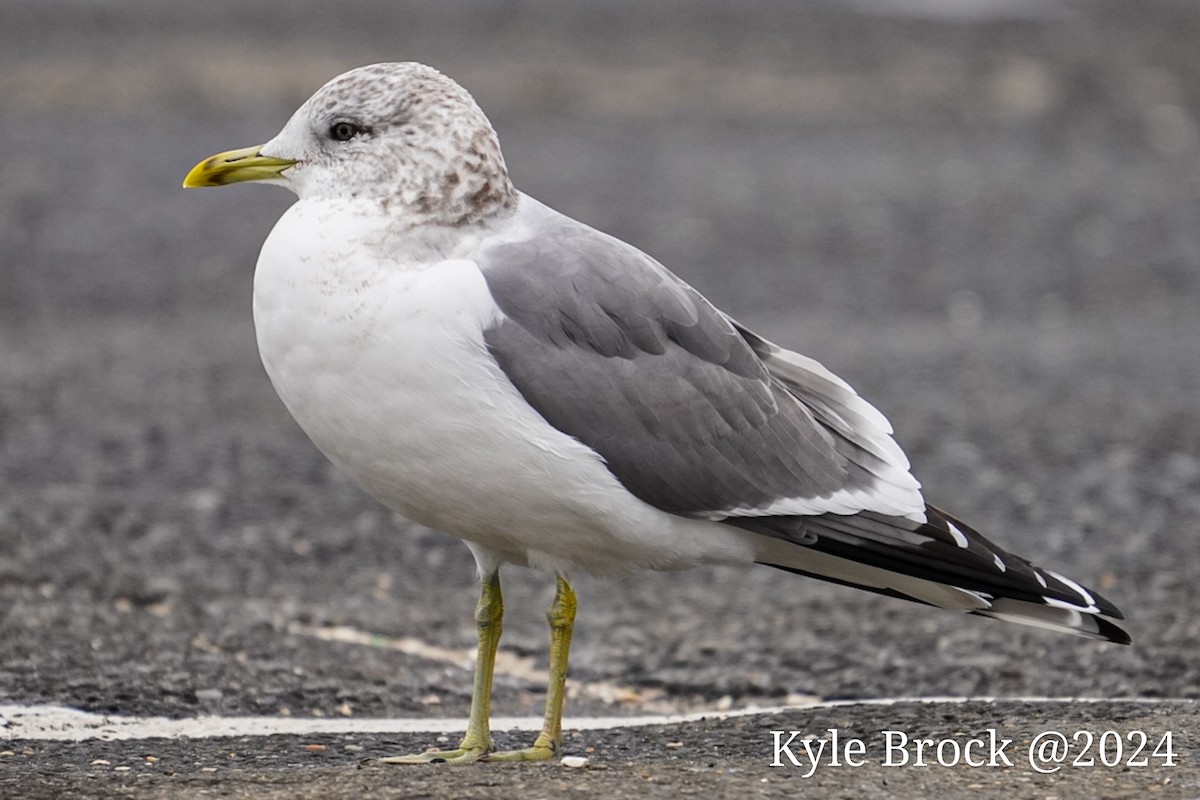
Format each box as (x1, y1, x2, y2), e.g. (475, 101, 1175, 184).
(561, 755, 589, 768)
(665, 741, 684, 749)
(90, 759, 111, 766)
(200, 767, 218, 773)
(114, 766, 131, 772)
(144, 755, 159, 763)
(343, 744, 363, 752)
(305, 744, 327, 752)
(0, 751, 14, 757)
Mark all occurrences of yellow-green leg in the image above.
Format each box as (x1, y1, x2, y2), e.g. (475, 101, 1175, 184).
(379, 572, 503, 764)
(378, 573, 577, 765)
(488, 575, 577, 761)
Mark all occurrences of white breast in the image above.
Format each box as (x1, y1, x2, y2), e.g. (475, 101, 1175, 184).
(251, 200, 756, 575)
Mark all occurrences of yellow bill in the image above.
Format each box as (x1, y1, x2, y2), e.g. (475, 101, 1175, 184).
(182, 145, 296, 188)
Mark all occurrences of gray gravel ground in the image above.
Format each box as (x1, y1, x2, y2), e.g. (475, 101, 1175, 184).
(1, 0, 1198, 797)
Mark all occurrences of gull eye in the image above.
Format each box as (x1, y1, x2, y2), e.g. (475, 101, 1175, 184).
(330, 121, 362, 142)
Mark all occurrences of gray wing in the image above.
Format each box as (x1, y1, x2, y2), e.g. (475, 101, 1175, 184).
(477, 208, 922, 520)
(477, 205, 1131, 647)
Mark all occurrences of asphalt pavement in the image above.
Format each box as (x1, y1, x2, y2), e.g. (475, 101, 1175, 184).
(1, 0, 1197, 797)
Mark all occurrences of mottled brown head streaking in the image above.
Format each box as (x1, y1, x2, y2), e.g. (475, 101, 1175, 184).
(261, 62, 517, 225)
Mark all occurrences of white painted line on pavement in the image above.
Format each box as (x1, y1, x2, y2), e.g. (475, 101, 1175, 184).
(0, 703, 788, 742)
(0, 697, 1186, 743)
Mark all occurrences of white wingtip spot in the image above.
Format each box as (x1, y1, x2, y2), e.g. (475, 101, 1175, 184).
(1046, 570, 1099, 612)
(1043, 597, 1092, 617)
(992, 553, 1007, 573)
(946, 521, 970, 549)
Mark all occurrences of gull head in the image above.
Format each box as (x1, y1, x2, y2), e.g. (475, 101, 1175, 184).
(184, 62, 517, 226)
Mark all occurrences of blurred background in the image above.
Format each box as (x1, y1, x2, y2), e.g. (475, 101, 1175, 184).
(1, 0, 1197, 720)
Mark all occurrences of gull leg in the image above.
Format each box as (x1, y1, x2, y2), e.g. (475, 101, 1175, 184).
(379, 572, 502, 764)
(488, 575, 576, 762)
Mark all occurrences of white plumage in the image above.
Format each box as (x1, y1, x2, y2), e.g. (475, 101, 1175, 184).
(254, 197, 755, 576)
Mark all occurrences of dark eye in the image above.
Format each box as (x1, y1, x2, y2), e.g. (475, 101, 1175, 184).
(330, 121, 361, 142)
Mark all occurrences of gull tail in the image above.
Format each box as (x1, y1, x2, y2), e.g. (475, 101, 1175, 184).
(737, 504, 1130, 645)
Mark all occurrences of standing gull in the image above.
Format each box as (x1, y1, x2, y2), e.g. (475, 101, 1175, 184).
(183, 62, 1129, 763)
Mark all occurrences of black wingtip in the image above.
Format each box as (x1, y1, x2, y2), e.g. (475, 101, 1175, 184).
(1085, 586, 1127, 621)
(1094, 615, 1133, 646)
(748, 506, 1133, 645)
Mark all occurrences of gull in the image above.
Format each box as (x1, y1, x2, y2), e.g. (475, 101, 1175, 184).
(183, 62, 1129, 763)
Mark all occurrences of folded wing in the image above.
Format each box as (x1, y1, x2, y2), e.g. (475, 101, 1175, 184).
(476, 199, 1128, 644)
